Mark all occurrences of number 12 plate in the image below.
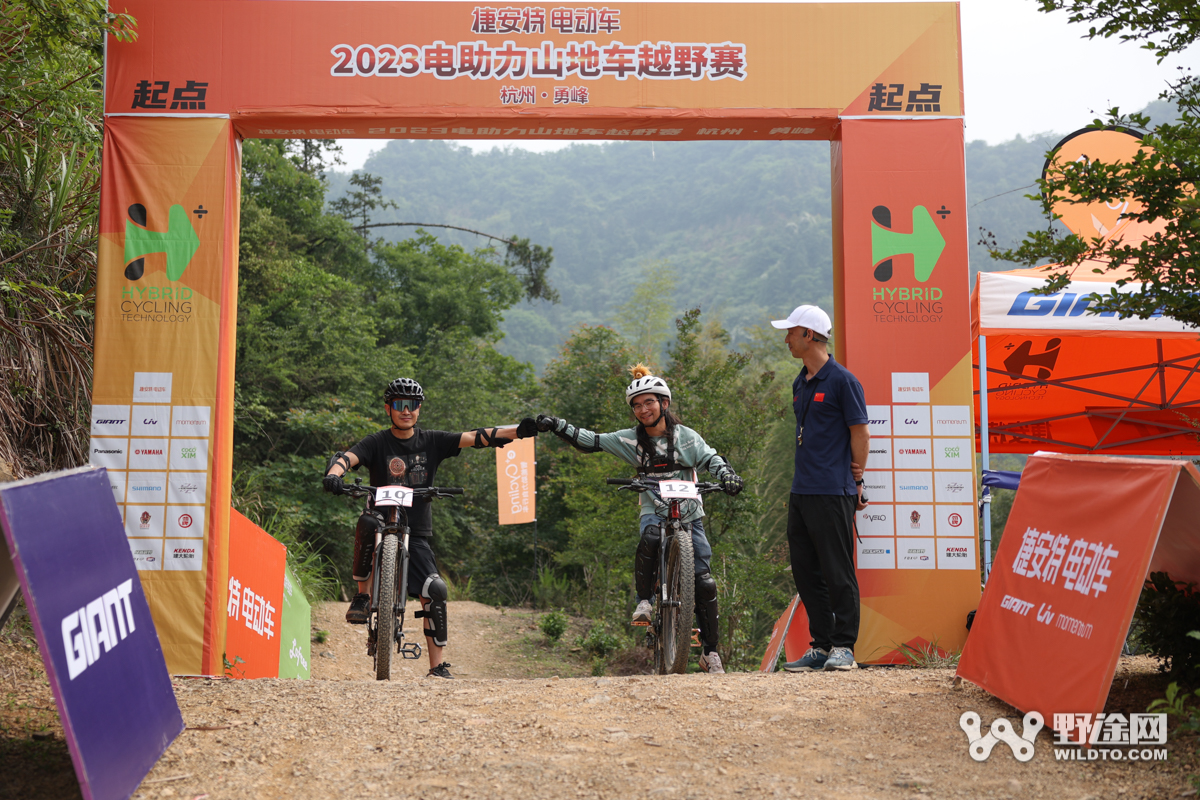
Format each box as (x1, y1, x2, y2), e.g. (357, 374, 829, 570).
(658, 480, 698, 499)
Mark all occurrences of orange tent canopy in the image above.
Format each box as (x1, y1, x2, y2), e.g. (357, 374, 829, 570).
(971, 263, 1200, 455)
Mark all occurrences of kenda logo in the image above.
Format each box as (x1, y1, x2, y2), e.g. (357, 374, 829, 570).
(173, 548, 195, 558)
(946, 547, 969, 557)
(62, 578, 137, 680)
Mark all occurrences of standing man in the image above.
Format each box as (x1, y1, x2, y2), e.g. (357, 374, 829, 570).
(772, 305, 869, 672)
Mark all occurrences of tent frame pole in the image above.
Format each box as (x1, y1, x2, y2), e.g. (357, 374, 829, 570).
(980, 333, 992, 582)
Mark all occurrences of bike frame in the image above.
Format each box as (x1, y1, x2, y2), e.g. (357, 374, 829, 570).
(365, 503, 422, 661)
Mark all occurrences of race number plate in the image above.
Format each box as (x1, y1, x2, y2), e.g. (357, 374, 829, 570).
(658, 480, 698, 499)
(375, 486, 414, 507)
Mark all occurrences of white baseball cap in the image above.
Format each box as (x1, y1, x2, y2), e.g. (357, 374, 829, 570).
(770, 305, 832, 337)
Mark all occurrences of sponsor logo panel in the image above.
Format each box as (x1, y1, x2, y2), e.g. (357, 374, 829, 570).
(863, 470, 893, 503)
(894, 471, 933, 502)
(932, 405, 973, 437)
(936, 504, 975, 537)
(107, 470, 127, 505)
(891, 372, 929, 404)
(170, 438, 210, 471)
(132, 371, 173, 404)
(934, 438, 974, 470)
(128, 538, 163, 571)
(935, 471, 973, 503)
(896, 504, 934, 535)
(866, 438, 892, 470)
(166, 507, 205, 539)
(857, 505, 894, 537)
(163, 539, 203, 571)
(897, 536, 936, 569)
(894, 439, 932, 470)
(126, 472, 167, 504)
(129, 438, 169, 470)
(856, 538, 895, 570)
(866, 404, 892, 436)
(90, 405, 131, 436)
(124, 504, 164, 538)
(938, 537, 976, 570)
(131, 404, 170, 436)
(893, 405, 931, 437)
(89, 437, 129, 470)
(167, 471, 208, 505)
(171, 405, 212, 438)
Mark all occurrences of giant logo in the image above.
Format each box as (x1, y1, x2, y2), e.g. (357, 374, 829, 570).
(61, 579, 137, 680)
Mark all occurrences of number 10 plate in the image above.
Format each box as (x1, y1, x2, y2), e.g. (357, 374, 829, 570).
(375, 486, 414, 507)
(658, 480, 698, 499)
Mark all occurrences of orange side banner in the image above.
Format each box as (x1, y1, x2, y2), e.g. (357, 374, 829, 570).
(496, 438, 536, 525)
(958, 454, 1200, 721)
(94, 117, 240, 675)
(225, 511, 286, 679)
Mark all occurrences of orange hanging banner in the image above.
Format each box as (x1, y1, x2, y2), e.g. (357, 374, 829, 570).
(496, 438, 536, 525)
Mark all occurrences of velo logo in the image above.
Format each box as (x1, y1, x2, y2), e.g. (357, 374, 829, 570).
(960, 711, 1043, 762)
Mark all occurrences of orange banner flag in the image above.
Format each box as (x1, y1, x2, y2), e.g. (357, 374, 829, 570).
(496, 438, 535, 525)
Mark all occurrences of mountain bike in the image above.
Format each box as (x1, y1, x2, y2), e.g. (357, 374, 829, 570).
(340, 480, 463, 681)
(606, 476, 723, 675)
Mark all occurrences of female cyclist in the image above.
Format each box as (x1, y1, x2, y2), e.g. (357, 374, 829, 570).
(536, 364, 743, 674)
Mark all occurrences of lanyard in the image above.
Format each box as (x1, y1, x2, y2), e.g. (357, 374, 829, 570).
(797, 374, 819, 447)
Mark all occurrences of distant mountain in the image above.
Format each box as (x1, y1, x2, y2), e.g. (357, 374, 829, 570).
(328, 112, 1162, 371)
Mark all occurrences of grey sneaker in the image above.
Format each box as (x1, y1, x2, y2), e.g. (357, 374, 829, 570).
(783, 647, 828, 672)
(631, 599, 653, 625)
(699, 651, 725, 674)
(823, 647, 857, 671)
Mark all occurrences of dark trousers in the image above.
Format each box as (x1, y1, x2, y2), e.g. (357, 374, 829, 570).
(787, 493, 860, 650)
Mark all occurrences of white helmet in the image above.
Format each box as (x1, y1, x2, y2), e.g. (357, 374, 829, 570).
(626, 363, 672, 404)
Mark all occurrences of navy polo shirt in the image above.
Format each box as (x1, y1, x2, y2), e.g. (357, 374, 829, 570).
(791, 356, 869, 496)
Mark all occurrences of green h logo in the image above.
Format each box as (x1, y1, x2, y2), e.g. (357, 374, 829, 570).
(870, 204, 945, 283)
(123, 203, 200, 281)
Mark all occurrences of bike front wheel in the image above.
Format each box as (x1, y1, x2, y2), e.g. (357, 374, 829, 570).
(375, 536, 398, 681)
(661, 525, 695, 675)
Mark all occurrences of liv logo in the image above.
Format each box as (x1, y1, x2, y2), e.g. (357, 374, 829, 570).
(960, 711, 1043, 762)
(123, 203, 200, 281)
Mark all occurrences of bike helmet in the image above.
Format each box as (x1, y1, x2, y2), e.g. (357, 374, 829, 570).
(625, 363, 671, 404)
(384, 377, 425, 402)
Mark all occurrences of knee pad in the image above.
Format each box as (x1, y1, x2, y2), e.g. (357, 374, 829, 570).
(352, 514, 381, 582)
(639, 524, 662, 548)
(695, 571, 717, 604)
(635, 525, 663, 600)
(694, 571, 720, 650)
(415, 574, 448, 646)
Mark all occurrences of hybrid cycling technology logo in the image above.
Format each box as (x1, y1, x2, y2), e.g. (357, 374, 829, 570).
(870, 203, 948, 324)
(123, 203, 200, 281)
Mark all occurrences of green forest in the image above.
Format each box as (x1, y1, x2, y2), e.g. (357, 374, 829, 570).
(2, 0, 1182, 670)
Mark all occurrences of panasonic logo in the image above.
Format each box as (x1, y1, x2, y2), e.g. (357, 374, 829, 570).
(61, 579, 136, 680)
(93, 448, 123, 454)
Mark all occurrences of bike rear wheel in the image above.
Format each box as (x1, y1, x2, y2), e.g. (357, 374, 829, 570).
(375, 536, 398, 681)
(661, 525, 695, 675)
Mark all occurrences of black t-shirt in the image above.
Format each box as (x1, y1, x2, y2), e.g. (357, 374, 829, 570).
(347, 427, 462, 536)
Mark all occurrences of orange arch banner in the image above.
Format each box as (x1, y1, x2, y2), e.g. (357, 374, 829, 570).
(99, 1, 978, 673)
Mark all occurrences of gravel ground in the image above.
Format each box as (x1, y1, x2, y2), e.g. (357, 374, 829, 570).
(3, 601, 1197, 800)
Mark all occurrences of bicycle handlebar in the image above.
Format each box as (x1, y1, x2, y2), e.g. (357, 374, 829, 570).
(605, 477, 723, 494)
(340, 484, 464, 499)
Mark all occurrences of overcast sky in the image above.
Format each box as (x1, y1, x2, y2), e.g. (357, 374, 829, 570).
(336, 0, 1196, 169)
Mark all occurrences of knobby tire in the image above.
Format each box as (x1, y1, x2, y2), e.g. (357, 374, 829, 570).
(662, 525, 695, 675)
(375, 536, 398, 681)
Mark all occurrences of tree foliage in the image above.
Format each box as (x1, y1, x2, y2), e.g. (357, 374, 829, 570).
(993, 2, 1199, 325)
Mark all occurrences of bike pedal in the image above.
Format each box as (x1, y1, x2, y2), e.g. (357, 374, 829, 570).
(631, 620, 650, 627)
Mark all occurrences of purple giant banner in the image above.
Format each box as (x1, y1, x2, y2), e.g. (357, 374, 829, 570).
(0, 466, 183, 800)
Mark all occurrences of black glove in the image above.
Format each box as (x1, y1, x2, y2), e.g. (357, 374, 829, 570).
(536, 414, 561, 433)
(720, 470, 744, 496)
(516, 417, 539, 439)
(322, 473, 344, 495)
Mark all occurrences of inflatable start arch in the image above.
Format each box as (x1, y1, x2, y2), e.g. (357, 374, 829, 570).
(97, 1, 978, 673)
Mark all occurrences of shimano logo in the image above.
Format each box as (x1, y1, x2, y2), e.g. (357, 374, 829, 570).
(898, 484, 929, 491)
(61, 579, 136, 680)
(130, 484, 162, 492)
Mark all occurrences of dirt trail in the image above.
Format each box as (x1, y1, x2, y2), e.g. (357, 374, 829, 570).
(2, 602, 1196, 800)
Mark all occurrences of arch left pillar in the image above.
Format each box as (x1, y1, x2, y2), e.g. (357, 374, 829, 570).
(95, 116, 241, 675)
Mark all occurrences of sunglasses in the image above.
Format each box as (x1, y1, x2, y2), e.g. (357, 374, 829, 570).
(388, 398, 422, 412)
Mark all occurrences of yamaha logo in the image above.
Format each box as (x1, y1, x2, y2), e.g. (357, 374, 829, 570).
(899, 448, 927, 455)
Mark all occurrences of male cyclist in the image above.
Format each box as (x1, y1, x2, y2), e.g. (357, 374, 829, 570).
(536, 364, 743, 674)
(322, 377, 537, 678)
